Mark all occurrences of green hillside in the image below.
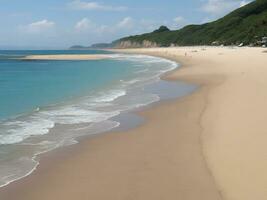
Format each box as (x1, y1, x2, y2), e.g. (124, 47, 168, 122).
(115, 0, 267, 47)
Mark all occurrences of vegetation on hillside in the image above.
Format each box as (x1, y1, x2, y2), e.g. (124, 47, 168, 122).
(115, 0, 267, 47)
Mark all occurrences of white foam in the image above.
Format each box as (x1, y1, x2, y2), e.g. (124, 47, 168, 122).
(0, 54, 178, 146)
(121, 79, 140, 85)
(0, 159, 39, 188)
(92, 89, 126, 103)
(40, 106, 120, 124)
(0, 118, 54, 145)
(0, 52, 180, 188)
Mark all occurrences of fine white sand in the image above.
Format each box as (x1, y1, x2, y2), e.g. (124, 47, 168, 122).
(1, 47, 267, 200)
(114, 46, 267, 200)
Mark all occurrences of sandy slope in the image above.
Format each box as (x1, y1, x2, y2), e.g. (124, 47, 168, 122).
(1, 47, 267, 200)
(115, 47, 267, 200)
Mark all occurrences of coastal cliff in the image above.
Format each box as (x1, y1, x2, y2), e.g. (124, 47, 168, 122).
(114, 40, 159, 48)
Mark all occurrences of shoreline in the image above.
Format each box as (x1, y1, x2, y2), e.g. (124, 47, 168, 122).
(0, 48, 222, 200)
(0, 53, 181, 189)
(1, 47, 267, 200)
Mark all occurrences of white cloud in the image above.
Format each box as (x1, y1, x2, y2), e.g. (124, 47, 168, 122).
(75, 18, 93, 32)
(240, 0, 250, 7)
(20, 19, 55, 33)
(201, 0, 252, 16)
(139, 19, 160, 32)
(68, 0, 127, 11)
(96, 25, 110, 33)
(117, 17, 134, 29)
(201, 17, 213, 24)
(170, 16, 188, 29)
(73, 17, 135, 35)
(72, 16, 190, 43)
(173, 16, 185, 24)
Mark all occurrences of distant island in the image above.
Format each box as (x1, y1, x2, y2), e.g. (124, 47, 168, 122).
(69, 43, 112, 50)
(69, 45, 89, 49)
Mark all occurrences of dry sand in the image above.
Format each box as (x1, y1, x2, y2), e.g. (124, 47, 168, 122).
(1, 47, 267, 200)
(23, 54, 111, 60)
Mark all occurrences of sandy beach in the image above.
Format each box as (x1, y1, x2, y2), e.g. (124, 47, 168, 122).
(23, 54, 111, 60)
(1, 46, 267, 200)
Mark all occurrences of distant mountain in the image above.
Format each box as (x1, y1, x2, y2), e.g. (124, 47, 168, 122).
(152, 26, 170, 33)
(69, 43, 113, 49)
(69, 45, 89, 49)
(114, 0, 267, 47)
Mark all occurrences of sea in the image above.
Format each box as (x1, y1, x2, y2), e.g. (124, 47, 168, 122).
(0, 49, 196, 187)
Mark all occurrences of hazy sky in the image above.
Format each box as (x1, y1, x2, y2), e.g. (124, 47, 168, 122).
(0, 0, 252, 49)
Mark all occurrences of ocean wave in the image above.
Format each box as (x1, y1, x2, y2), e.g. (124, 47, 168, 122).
(0, 118, 55, 145)
(0, 53, 179, 188)
(0, 54, 178, 146)
(92, 89, 127, 103)
(40, 107, 120, 124)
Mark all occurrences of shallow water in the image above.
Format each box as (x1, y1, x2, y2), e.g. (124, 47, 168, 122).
(0, 50, 196, 188)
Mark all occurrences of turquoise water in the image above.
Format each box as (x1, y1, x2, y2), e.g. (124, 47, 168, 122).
(0, 50, 187, 187)
(0, 59, 129, 120)
(0, 50, 123, 120)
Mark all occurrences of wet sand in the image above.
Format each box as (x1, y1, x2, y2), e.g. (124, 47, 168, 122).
(1, 47, 267, 200)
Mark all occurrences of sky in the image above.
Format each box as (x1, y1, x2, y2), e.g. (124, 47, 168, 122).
(0, 0, 252, 49)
